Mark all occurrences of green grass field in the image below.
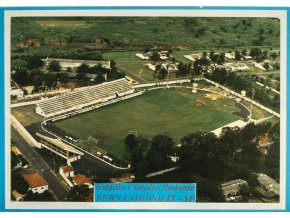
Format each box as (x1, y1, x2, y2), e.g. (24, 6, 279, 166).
(53, 88, 244, 160)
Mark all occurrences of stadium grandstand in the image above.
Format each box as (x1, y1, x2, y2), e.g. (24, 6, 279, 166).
(36, 78, 140, 119)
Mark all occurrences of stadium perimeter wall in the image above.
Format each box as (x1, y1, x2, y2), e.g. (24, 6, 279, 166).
(10, 114, 41, 148)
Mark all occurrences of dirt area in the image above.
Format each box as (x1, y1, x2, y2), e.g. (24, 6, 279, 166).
(177, 87, 192, 94)
(17, 37, 41, 48)
(12, 111, 30, 127)
(258, 133, 271, 145)
(205, 93, 223, 100)
(173, 45, 190, 50)
(196, 99, 205, 107)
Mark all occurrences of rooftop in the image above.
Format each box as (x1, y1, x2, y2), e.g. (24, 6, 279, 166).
(73, 174, 92, 186)
(60, 165, 74, 173)
(23, 172, 48, 188)
(221, 179, 248, 194)
(257, 173, 279, 196)
(37, 133, 84, 155)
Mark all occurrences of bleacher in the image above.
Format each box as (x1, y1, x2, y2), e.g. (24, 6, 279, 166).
(36, 78, 135, 118)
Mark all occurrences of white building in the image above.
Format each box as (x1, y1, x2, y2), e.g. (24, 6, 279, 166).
(42, 57, 111, 71)
(221, 179, 248, 201)
(11, 88, 24, 98)
(158, 51, 172, 60)
(23, 172, 49, 194)
(256, 173, 280, 198)
(59, 166, 75, 188)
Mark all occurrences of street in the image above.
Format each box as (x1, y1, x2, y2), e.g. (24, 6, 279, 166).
(11, 126, 69, 201)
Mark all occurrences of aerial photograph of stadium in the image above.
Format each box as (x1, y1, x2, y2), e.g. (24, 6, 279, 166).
(9, 14, 280, 203)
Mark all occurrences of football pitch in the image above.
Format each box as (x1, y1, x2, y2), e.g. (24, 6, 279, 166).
(52, 88, 245, 160)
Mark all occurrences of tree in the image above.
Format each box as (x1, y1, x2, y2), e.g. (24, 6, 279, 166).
(69, 185, 91, 202)
(94, 73, 106, 84)
(77, 63, 90, 74)
(26, 55, 43, 70)
(241, 49, 248, 56)
(48, 61, 61, 72)
(125, 134, 139, 151)
(270, 52, 278, 60)
(125, 134, 150, 177)
(24, 190, 54, 201)
(11, 172, 29, 194)
(150, 50, 160, 61)
(44, 73, 56, 89)
(250, 47, 265, 62)
(266, 137, 280, 179)
(66, 67, 73, 72)
(12, 69, 30, 86)
(11, 152, 20, 169)
(57, 73, 70, 84)
(193, 57, 210, 76)
(176, 62, 191, 78)
(32, 75, 44, 92)
(146, 135, 175, 170)
(11, 59, 27, 71)
(217, 53, 225, 65)
(235, 50, 242, 61)
(197, 179, 224, 202)
(154, 64, 167, 80)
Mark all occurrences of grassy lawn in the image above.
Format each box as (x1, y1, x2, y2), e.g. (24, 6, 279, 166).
(103, 51, 144, 62)
(11, 105, 43, 127)
(54, 88, 243, 160)
(118, 63, 155, 81)
(241, 100, 275, 121)
(119, 63, 190, 82)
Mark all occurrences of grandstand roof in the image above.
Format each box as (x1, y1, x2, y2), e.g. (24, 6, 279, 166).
(36, 78, 134, 118)
(36, 133, 84, 155)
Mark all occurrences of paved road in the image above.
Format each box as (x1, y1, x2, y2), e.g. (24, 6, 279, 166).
(11, 126, 69, 201)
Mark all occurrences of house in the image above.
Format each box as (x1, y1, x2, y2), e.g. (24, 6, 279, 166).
(59, 165, 75, 188)
(225, 52, 235, 60)
(59, 165, 75, 178)
(11, 80, 24, 99)
(23, 172, 49, 194)
(12, 190, 26, 201)
(256, 173, 279, 198)
(223, 63, 249, 72)
(72, 174, 93, 189)
(221, 179, 248, 202)
(184, 53, 204, 62)
(161, 63, 179, 73)
(135, 53, 151, 60)
(158, 51, 172, 60)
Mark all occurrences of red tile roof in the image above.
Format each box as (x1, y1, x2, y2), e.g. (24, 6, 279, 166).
(23, 172, 48, 188)
(61, 165, 74, 173)
(72, 174, 92, 186)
